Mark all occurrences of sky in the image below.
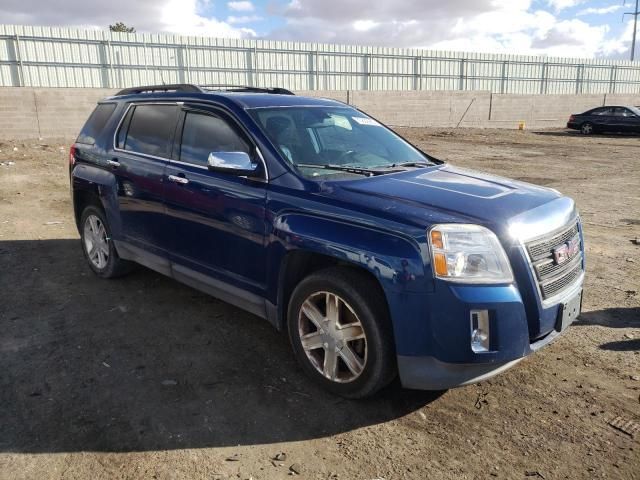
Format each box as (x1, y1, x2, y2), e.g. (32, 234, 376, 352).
(0, 0, 637, 59)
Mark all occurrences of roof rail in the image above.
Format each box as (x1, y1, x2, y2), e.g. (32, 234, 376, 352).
(115, 84, 203, 96)
(200, 85, 295, 95)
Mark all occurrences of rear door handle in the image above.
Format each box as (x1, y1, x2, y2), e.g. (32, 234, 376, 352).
(107, 159, 120, 168)
(168, 174, 189, 185)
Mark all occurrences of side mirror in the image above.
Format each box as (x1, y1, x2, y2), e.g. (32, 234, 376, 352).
(207, 151, 258, 176)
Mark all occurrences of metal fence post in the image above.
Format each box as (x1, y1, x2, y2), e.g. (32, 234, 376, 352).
(184, 45, 191, 84)
(13, 34, 25, 87)
(540, 62, 548, 95)
(459, 58, 466, 91)
(500, 61, 507, 94)
(245, 46, 254, 87)
(363, 54, 371, 90)
(575, 65, 584, 94)
(609, 65, 618, 94)
(307, 51, 315, 90)
(98, 41, 110, 88)
(414, 56, 422, 90)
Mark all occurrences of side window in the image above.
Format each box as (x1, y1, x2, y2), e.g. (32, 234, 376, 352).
(613, 107, 633, 117)
(77, 103, 117, 145)
(592, 108, 611, 116)
(122, 104, 178, 158)
(179, 111, 250, 166)
(116, 106, 134, 149)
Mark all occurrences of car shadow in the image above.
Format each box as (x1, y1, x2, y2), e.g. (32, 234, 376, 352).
(0, 239, 442, 454)
(574, 307, 639, 329)
(599, 339, 640, 352)
(532, 130, 640, 139)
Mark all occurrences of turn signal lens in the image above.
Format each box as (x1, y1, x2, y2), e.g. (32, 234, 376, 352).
(430, 230, 444, 249)
(433, 253, 448, 276)
(428, 224, 514, 284)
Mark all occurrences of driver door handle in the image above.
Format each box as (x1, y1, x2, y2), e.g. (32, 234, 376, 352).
(168, 174, 189, 185)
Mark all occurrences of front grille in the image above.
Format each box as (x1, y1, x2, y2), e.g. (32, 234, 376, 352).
(525, 221, 583, 301)
(527, 223, 579, 261)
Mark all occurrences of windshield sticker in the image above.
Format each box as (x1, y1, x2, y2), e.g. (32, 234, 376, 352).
(352, 116, 381, 127)
(329, 114, 353, 130)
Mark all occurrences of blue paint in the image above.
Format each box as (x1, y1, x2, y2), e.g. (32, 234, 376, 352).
(70, 89, 585, 390)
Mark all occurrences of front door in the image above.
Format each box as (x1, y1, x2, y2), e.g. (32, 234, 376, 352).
(163, 106, 268, 306)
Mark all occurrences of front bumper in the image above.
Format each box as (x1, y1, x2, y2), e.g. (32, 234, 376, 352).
(395, 276, 583, 391)
(398, 327, 563, 390)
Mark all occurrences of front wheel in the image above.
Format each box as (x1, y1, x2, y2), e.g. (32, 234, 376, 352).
(287, 267, 396, 398)
(80, 206, 133, 278)
(581, 122, 594, 135)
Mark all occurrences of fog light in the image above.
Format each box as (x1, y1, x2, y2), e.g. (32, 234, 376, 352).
(470, 310, 490, 353)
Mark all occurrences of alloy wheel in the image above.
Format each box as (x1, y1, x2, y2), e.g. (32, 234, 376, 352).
(297, 291, 368, 383)
(83, 214, 110, 269)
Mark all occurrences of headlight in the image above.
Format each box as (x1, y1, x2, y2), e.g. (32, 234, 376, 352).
(428, 224, 514, 284)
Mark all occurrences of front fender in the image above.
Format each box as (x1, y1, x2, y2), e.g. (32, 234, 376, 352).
(268, 212, 433, 355)
(71, 164, 122, 239)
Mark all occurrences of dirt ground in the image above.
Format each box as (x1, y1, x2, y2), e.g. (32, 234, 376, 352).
(0, 127, 638, 480)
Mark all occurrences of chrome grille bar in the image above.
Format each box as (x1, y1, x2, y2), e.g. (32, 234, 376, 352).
(524, 221, 583, 301)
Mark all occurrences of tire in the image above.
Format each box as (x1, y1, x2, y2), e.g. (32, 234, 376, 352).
(580, 122, 594, 135)
(80, 206, 133, 279)
(287, 267, 396, 398)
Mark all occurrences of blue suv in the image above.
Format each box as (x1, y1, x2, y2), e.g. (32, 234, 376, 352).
(70, 84, 585, 398)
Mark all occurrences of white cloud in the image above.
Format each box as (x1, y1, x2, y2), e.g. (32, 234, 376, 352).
(353, 20, 380, 32)
(271, 0, 620, 58)
(545, 0, 586, 12)
(227, 1, 254, 12)
(0, 0, 255, 38)
(577, 5, 622, 16)
(162, 0, 255, 37)
(227, 15, 262, 24)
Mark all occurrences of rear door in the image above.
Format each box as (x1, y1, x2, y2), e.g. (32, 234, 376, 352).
(589, 107, 613, 131)
(111, 102, 180, 257)
(163, 105, 268, 305)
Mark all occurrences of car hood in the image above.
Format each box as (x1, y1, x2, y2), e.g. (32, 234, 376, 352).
(327, 164, 563, 230)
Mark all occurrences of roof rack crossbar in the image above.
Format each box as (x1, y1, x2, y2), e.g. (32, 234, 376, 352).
(115, 84, 203, 96)
(199, 85, 295, 95)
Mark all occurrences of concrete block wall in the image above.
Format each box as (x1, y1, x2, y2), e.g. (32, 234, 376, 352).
(0, 87, 116, 139)
(604, 94, 640, 107)
(0, 88, 40, 140)
(349, 91, 492, 128)
(1, 87, 640, 139)
(34, 88, 117, 137)
(488, 94, 607, 129)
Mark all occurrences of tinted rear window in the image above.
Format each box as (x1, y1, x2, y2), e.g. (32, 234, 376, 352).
(123, 104, 178, 158)
(77, 103, 117, 145)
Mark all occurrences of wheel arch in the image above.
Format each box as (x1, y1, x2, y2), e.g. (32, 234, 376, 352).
(71, 164, 122, 238)
(268, 213, 430, 357)
(275, 249, 391, 330)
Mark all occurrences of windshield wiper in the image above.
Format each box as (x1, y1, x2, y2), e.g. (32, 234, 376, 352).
(296, 164, 382, 176)
(385, 161, 433, 168)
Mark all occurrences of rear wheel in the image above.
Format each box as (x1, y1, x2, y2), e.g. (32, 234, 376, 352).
(287, 267, 396, 398)
(80, 206, 133, 278)
(581, 122, 594, 135)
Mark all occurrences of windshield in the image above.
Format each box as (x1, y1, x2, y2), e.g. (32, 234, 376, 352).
(248, 106, 431, 178)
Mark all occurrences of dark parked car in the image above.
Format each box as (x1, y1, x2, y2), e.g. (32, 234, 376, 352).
(567, 105, 640, 135)
(70, 84, 585, 398)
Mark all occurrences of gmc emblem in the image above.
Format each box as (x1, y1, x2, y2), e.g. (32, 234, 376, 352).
(553, 238, 580, 265)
